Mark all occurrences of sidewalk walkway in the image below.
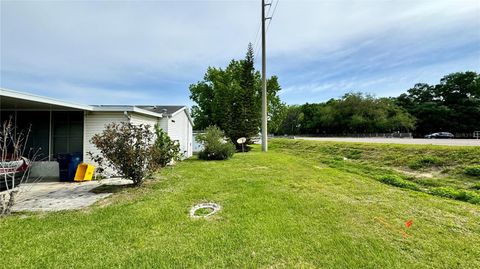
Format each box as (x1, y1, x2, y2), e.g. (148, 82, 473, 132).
(11, 178, 131, 212)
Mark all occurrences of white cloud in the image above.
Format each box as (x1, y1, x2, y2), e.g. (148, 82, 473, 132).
(1, 0, 479, 104)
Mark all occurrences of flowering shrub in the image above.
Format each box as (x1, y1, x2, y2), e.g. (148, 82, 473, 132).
(89, 122, 157, 186)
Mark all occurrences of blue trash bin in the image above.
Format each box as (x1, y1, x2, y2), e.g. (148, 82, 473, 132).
(57, 153, 72, 181)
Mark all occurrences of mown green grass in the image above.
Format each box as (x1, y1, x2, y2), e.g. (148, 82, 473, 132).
(0, 141, 479, 268)
(272, 139, 480, 204)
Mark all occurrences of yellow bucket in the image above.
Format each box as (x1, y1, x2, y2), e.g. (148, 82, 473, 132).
(74, 163, 95, 181)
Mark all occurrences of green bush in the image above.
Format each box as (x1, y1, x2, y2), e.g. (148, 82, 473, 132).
(379, 175, 420, 191)
(408, 156, 443, 170)
(472, 182, 480, 190)
(464, 165, 480, 177)
(152, 125, 181, 167)
(197, 126, 235, 161)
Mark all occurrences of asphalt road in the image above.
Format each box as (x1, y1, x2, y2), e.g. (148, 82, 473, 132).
(295, 137, 480, 147)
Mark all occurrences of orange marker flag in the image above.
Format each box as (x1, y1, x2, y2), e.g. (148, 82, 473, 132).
(405, 219, 413, 228)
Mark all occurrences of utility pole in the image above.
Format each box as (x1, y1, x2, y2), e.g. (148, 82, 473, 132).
(261, 0, 270, 152)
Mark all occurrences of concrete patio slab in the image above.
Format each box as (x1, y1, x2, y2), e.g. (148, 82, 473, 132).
(11, 178, 132, 212)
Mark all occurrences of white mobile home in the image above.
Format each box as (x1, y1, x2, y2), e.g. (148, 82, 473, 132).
(0, 88, 193, 179)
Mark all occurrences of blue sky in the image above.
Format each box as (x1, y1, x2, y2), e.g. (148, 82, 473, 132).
(1, 0, 479, 106)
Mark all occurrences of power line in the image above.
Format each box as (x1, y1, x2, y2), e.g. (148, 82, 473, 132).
(252, 1, 273, 49)
(254, 32, 261, 59)
(252, 22, 261, 55)
(254, 35, 261, 60)
(253, 0, 277, 57)
(266, 0, 279, 33)
(254, 0, 279, 59)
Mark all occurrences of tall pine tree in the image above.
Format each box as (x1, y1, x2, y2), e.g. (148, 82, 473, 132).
(189, 43, 283, 149)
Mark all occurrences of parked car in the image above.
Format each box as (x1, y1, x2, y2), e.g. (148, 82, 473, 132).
(424, 132, 454, 139)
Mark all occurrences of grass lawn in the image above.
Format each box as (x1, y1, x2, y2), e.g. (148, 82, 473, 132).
(272, 139, 480, 204)
(1, 139, 479, 268)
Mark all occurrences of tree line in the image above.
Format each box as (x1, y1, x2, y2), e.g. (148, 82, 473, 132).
(396, 72, 480, 136)
(190, 45, 480, 141)
(274, 71, 479, 136)
(275, 93, 416, 135)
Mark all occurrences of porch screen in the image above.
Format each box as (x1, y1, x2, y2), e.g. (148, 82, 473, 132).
(52, 111, 83, 157)
(0, 111, 50, 160)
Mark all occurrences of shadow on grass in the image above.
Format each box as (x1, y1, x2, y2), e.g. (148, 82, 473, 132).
(90, 183, 137, 194)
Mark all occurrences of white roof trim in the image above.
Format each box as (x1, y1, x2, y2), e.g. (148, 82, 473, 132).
(132, 107, 163, 118)
(1, 88, 94, 111)
(92, 106, 163, 118)
(1, 88, 176, 119)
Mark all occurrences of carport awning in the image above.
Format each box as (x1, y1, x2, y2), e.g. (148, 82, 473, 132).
(1, 88, 93, 111)
(1, 88, 164, 118)
(1, 88, 88, 161)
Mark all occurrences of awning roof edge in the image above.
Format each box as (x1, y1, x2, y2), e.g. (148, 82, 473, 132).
(1, 88, 94, 111)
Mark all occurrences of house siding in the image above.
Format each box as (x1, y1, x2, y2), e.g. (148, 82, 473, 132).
(158, 117, 169, 133)
(168, 110, 193, 158)
(83, 111, 126, 166)
(83, 110, 191, 176)
(83, 111, 163, 176)
(130, 113, 159, 128)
